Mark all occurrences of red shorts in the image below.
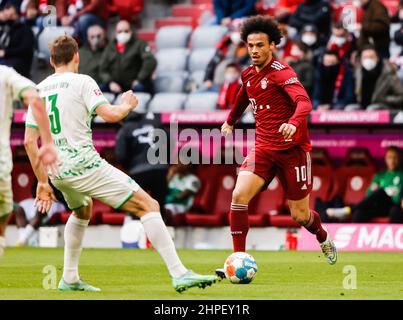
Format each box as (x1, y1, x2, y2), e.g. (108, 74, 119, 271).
(240, 145, 312, 200)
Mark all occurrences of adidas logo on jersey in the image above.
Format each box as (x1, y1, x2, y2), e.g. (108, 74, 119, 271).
(271, 61, 285, 70)
(247, 81, 251, 87)
(301, 184, 307, 190)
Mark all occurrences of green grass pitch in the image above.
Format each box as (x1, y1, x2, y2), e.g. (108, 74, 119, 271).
(0, 248, 402, 300)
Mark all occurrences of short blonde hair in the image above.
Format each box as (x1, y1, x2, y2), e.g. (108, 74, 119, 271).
(49, 35, 78, 66)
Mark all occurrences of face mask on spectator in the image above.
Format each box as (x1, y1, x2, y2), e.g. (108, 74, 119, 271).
(224, 72, 239, 83)
(399, 9, 403, 21)
(89, 35, 104, 50)
(353, 0, 361, 7)
(230, 32, 242, 45)
(301, 34, 317, 46)
(116, 31, 131, 45)
(362, 58, 377, 71)
(332, 36, 346, 47)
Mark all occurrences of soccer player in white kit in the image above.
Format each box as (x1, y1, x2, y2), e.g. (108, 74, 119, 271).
(0, 65, 58, 257)
(24, 35, 218, 292)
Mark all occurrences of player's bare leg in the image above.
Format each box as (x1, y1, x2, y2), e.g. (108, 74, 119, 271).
(0, 214, 10, 257)
(120, 188, 218, 293)
(59, 199, 101, 292)
(216, 171, 265, 279)
(288, 194, 337, 265)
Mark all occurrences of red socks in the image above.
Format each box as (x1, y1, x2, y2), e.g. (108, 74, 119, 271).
(229, 203, 249, 252)
(303, 210, 328, 243)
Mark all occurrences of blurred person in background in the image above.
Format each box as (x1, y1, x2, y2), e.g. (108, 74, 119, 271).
(0, 2, 34, 77)
(78, 24, 106, 85)
(100, 20, 156, 95)
(284, 41, 314, 96)
(211, 0, 257, 26)
(15, 181, 67, 247)
(346, 45, 403, 110)
(201, 19, 249, 91)
(56, 0, 108, 44)
(327, 146, 403, 223)
(274, 0, 304, 23)
(273, 23, 294, 62)
(115, 111, 168, 219)
(216, 62, 241, 110)
(288, 0, 332, 41)
(357, 0, 390, 59)
(312, 50, 355, 110)
(164, 159, 201, 224)
(20, 0, 55, 32)
(298, 24, 326, 68)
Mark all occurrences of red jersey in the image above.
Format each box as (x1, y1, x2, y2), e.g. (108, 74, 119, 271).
(226, 57, 312, 152)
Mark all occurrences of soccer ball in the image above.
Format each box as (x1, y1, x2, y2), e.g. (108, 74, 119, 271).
(224, 252, 258, 284)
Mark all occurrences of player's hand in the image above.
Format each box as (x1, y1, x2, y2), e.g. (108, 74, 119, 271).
(221, 121, 234, 137)
(121, 90, 138, 110)
(279, 123, 297, 141)
(37, 143, 60, 177)
(34, 182, 56, 214)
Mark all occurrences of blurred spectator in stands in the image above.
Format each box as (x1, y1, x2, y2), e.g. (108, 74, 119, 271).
(211, 0, 257, 26)
(288, 0, 332, 41)
(346, 45, 403, 110)
(274, 0, 304, 23)
(274, 23, 294, 62)
(298, 24, 325, 67)
(201, 19, 249, 91)
(357, 0, 390, 59)
(0, 2, 34, 77)
(284, 41, 314, 96)
(164, 159, 201, 224)
(99, 20, 156, 95)
(15, 181, 67, 246)
(20, 1, 55, 33)
(0, 0, 22, 10)
(115, 111, 168, 216)
(392, 1, 403, 56)
(78, 24, 106, 85)
(217, 62, 241, 109)
(312, 50, 355, 110)
(327, 22, 356, 62)
(327, 146, 403, 223)
(56, 0, 108, 44)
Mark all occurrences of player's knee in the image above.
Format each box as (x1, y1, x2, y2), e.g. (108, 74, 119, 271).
(290, 208, 310, 225)
(232, 189, 250, 205)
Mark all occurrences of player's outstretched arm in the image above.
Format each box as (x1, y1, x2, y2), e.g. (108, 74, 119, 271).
(222, 83, 250, 136)
(24, 127, 56, 213)
(96, 90, 138, 123)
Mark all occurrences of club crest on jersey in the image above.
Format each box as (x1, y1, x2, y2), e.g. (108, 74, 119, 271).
(260, 78, 268, 89)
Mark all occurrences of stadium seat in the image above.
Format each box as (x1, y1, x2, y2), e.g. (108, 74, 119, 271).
(269, 215, 300, 228)
(188, 48, 216, 72)
(148, 93, 187, 112)
(11, 162, 35, 202)
(185, 164, 237, 226)
(156, 48, 189, 73)
(156, 26, 192, 50)
(116, 92, 151, 113)
(184, 92, 218, 110)
(37, 27, 75, 59)
(155, 17, 195, 29)
(335, 148, 377, 206)
(137, 29, 157, 43)
(154, 72, 188, 93)
(188, 70, 206, 89)
(101, 212, 126, 225)
(60, 211, 102, 225)
(108, 0, 144, 21)
(190, 25, 228, 49)
(370, 217, 390, 224)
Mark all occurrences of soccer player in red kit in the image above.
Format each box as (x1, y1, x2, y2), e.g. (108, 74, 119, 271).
(218, 16, 337, 275)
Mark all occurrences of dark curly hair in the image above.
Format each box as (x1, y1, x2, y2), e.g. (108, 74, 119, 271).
(240, 16, 283, 45)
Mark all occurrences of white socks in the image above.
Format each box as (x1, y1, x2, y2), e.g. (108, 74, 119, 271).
(0, 236, 5, 256)
(17, 225, 35, 244)
(141, 212, 187, 278)
(62, 215, 89, 284)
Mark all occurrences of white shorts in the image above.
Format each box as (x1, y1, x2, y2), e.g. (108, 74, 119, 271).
(0, 175, 13, 218)
(51, 161, 140, 210)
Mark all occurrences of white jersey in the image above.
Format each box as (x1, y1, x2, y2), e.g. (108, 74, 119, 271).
(25, 72, 109, 179)
(0, 66, 35, 179)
